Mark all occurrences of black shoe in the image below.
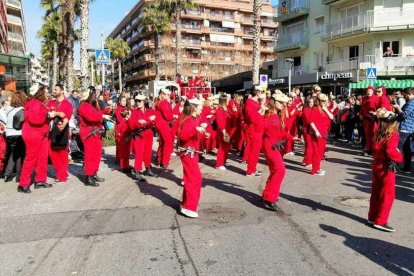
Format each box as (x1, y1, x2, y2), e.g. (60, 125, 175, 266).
(34, 182, 53, 189)
(92, 174, 105, 182)
(15, 176, 20, 183)
(373, 224, 395, 232)
(0, 172, 4, 179)
(247, 171, 262, 177)
(262, 200, 279, 212)
(4, 175, 14, 182)
(144, 168, 158, 177)
(17, 186, 31, 193)
(84, 176, 99, 187)
(121, 168, 132, 173)
(133, 170, 146, 182)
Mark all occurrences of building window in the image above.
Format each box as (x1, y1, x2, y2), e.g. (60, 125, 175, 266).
(382, 41, 400, 56)
(349, 45, 359, 59)
(314, 52, 324, 68)
(383, 0, 402, 9)
(315, 16, 324, 34)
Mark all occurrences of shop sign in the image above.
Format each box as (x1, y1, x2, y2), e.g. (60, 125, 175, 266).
(268, 78, 285, 85)
(320, 71, 353, 81)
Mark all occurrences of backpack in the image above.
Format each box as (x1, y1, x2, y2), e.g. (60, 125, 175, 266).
(12, 109, 24, 130)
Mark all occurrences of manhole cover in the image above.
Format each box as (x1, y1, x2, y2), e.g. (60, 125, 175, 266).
(199, 206, 247, 224)
(335, 196, 370, 207)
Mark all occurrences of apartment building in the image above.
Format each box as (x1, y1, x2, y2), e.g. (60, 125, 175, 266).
(275, 0, 414, 93)
(6, 0, 26, 57)
(0, 0, 7, 54)
(108, 0, 277, 88)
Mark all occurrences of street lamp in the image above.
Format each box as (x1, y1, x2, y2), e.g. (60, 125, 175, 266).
(286, 58, 294, 94)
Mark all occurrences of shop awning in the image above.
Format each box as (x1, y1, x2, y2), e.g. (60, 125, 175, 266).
(349, 79, 414, 89)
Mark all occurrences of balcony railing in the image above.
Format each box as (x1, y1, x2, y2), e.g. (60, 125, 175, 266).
(326, 57, 359, 72)
(6, 14, 22, 26)
(275, 0, 310, 22)
(184, 9, 202, 16)
(6, 0, 21, 9)
(181, 24, 201, 30)
(8, 32, 23, 42)
(210, 12, 234, 20)
(323, 8, 414, 39)
(210, 26, 234, 33)
(275, 31, 309, 52)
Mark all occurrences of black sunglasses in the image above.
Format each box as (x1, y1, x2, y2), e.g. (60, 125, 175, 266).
(135, 99, 143, 102)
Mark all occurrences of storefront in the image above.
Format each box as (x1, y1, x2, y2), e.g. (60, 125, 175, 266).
(0, 54, 31, 93)
(317, 71, 357, 96)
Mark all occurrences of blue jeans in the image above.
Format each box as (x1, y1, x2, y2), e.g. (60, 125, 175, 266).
(398, 131, 413, 171)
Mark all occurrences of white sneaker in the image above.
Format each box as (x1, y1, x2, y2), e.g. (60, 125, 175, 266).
(217, 166, 227, 171)
(171, 152, 177, 157)
(285, 152, 295, 156)
(315, 170, 325, 176)
(305, 164, 312, 169)
(180, 207, 199, 218)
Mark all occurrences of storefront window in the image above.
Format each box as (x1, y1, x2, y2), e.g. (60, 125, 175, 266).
(0, 54, 31, 93)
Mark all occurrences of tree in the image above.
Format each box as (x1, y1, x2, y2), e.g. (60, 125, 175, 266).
(79, 0, 92, 94)
(160, 0, 196, 76)
(105, 38, 131, 91)
(138, 1, 171, 81)
(252, 0, 262, 85)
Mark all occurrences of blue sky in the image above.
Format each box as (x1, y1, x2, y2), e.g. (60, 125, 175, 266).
(23, 0, 278, 65)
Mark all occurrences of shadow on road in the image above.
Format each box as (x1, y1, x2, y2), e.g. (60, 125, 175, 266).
(320, 224, 414, 276)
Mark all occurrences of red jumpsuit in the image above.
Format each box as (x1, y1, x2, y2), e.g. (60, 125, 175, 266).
(309, 108, 332, 174)
(200, 106, 216, 153)
(301, 107, 313, 165)
(262, 113, 292, 202)
(377, 94, 392, 111)
(244, 98, 264, 175)
(215, 107, 231, 168)
(171, 105, 183, 138)
(0, 135, 5, 173)
(114, 106, 131, 170)
(178, 116, 202, 212)
(361, 94, 379, 153)
(369, 132, 403, 225)
(19, 99, 50, 187)
(78, 102, 104, 177)
(155, 100, 174, 166)
(284, 105, 298, 154)
(128, 109, 153, 172)
(47, 99, 73, 181)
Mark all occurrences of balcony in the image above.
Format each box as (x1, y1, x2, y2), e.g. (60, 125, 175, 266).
(275, 0, 309, 23)
(323, 8, 414, 40)
(6, 14, 22, 26)
(326, 57, 359, 72)
(210, 26, 234, 33)
(8, 31, 23, 42)
(209, 12, 234, 21)
(275, 31, 309, 52)
(6, 0, 21, 10)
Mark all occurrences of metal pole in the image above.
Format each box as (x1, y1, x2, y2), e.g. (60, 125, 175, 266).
(91, 60, 95, 86)
(101, 32, 105, 86)
(288, 63, 292, 95)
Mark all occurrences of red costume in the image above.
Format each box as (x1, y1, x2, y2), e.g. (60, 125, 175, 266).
(301, 106, 313, 165)
(369, 132, 403, 225)
(178, 116, 202, 212)
(19, 99, 50, 187)
(309, 108, 332, 174)
(215, 107, 231, 168)
(78, 102, 104, 177)
(155, 99, 174, 166)
(128, 109, 153, 172)
(47, 99, 73, 182)
(244, 98, 264, 175)
(200, 106, 216, 153)
(377, 87, 392, 111)
(262, 113, 292, 202)
(284, 104, 298, 154)
(361, 88, 379, 153)
(114, 105, 131, 170)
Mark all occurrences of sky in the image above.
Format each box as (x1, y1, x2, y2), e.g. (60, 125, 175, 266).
(23, 0, 278, 66)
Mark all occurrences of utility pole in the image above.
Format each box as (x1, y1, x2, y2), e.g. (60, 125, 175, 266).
(101, 32, 105, 86)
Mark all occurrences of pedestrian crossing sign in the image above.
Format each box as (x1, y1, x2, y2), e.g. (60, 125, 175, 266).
(366, 67, 377, 80)
(95, 49, 111, 64)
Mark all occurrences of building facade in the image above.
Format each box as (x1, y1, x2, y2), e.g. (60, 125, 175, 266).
(108, 0, 277, 88)
(275, 0, 414, 94)
(6, 0, 26, 57)
(0, 0, 8, 54)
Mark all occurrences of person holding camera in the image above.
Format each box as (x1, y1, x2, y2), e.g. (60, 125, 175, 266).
(368, 108, 403, 232)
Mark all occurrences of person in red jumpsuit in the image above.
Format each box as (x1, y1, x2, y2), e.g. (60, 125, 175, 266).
(114, 96, 132, 173)
(376, 86, 392, 111)
(128, 94, 157, 181)
(262, 92, 301, 211)
(215, 95, 232, 170)
(284, 96, 299, 156)
(244, 87, 267, 176)
(228, 95, 244, 152)
(309, 93, 334, 176)
(155, 88, 175, 168)
(78, 90, 112, 187)
(47, 84, 73, 183)
(18, 87, 52, 193)
(360, 86, 379, 155)
(178, 98, 209, 218)
(301, 96, 314, 167)
(171, 96, 186, 138)
(368, 108, 403, 232)
(200, 98, 216, 153)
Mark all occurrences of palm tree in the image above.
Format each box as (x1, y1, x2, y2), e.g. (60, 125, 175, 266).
(79, 0, 93, 93)
(138, 1, 171, 81)
(105, 38, 131, 91)
(252, 0, 262, 85)
(160, 0, 196, 76)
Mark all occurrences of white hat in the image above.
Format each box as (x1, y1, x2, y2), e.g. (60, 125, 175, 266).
(313, 85, 321, 91)
(317, 93, 328, 101)
(272, 93, 289, 103)
(135, 94, 146, 101)
(160, 88, 171, 95)
(188, 98, 202, 106)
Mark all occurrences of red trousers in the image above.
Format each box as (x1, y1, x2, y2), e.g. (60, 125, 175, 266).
(246, 126, 263, 174)
(117, 139, 131, 170)
(285, 120, 297, 153)
(215, 132, 230, 167)
(180, 153, 202, 211)
(262, 144, 286, 202)
(82, 135, 102, 176)
(0, 135, 6, 172)
(363, 120, 374, 152)
(368, 164, 396, 225)
(20, 133, 48, 187)
(310, 135, 327, 174)
(49, 143, 69, 181)
(133, 130, 153, 171)
(302, 130, 313, 165)
(157, 127, 173, 166)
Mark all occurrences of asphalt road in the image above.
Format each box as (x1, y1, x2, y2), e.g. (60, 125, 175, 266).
(0, 141, 413, 276)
